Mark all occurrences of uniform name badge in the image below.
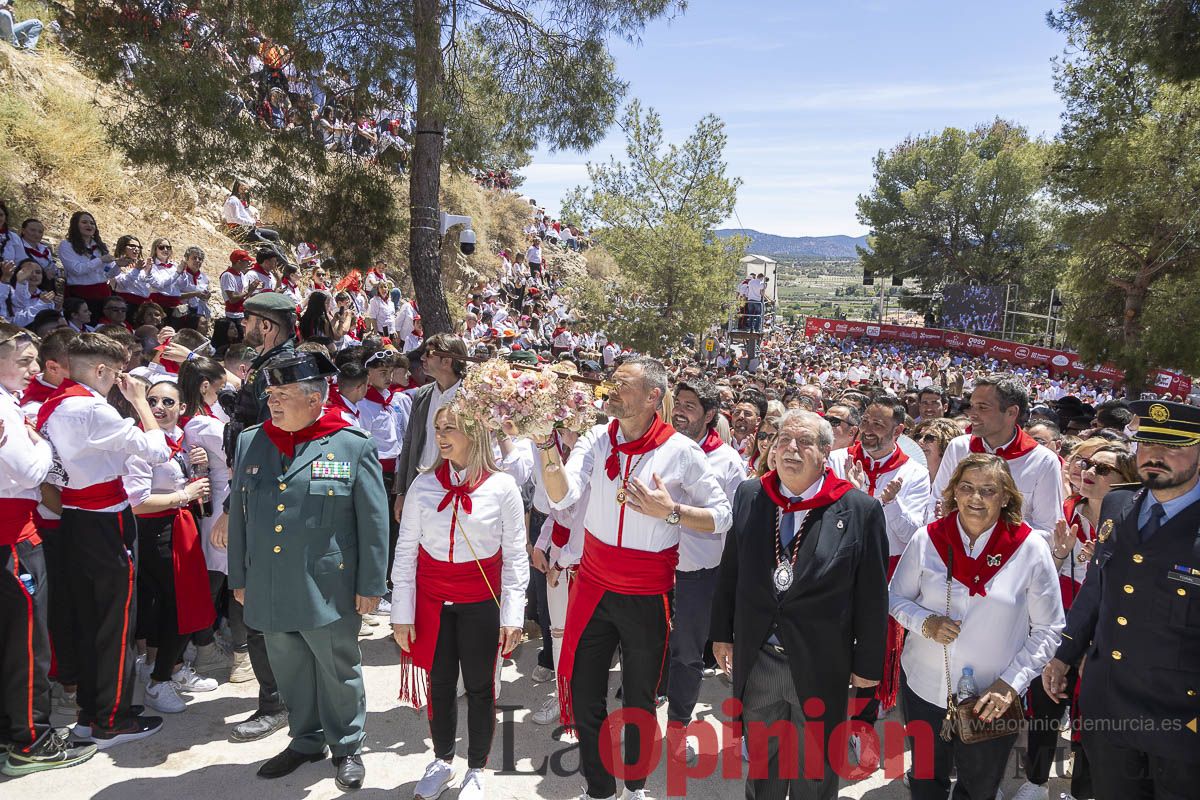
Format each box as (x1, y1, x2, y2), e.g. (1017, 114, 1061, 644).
(312, 461, 351, 479)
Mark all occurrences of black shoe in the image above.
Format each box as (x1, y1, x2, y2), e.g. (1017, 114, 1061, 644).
(334, 753, 365, 791)
(257, 747, 326, 779)
(232, 709, 288, 742)
(91, 716, 163, 750)
(2, 728, 98, 776)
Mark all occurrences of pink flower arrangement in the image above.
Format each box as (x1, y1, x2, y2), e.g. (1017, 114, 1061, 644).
(451, 359, 595, 438)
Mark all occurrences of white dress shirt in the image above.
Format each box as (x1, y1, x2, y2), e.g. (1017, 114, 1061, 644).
(549, 423, 734, 553)
(123, 427, 188, 508)
(829, 445, 931, 557)
(219, 270, 248, 319)
(929, 432, 1065, 536)
(418, 381, 461, 470)
(532, 439, 589, 569)
(113, 265, 153, 300)
(57, 240, 109, 287)
(391, 468, 530, 629)
(889, 519, 1064, 708)
(679, 441, 746, 572)
(149, 262, 186, 299)
(0, 386, 52, 502)
(42, 385, 171, 511)
(184, 410, 231, 573)
(223, 195, 258, 226)
(356, 390, 401, 461)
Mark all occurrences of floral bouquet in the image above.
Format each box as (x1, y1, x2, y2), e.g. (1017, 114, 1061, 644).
(451, 358, 598, 438)
(554, 374, 600, 434)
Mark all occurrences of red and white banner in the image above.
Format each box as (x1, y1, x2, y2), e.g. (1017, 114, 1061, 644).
(802, 317, 1191, 397)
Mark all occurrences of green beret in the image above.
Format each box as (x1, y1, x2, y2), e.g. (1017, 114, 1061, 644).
(506, 349, 538, 366)
(244, 292, 297, 322)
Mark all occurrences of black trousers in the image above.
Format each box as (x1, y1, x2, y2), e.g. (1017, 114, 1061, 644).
(901, 672, 1016, 800)
(0, 541, 51, 750)
(528, 509, 553, 670)
(191, 570, 226, 647)
(384, 472, 399, 593)
(666, 566, 718, 724)
(135, 515, 189, 683)
(61, 507, 139, 731)
(1083, 730, 1200, 800)
(39, 524, 80, 687)
(236, 605, 283, 714)
(1024, 664, 1091, 795)
(571, 590, 671, 799)
(429, 599, 500, 769)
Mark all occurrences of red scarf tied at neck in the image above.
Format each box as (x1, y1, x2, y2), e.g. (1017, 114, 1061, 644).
(604, 416, 675, 480)
(968, 427, 1039, 460)
(699, 427, 723, 455)
(263, 407, 351, 458)
(434, 461, 491, 516)
(926, 512, 1031, 597)
(847, 442, 909, 496)
(760, 467, 854, 512)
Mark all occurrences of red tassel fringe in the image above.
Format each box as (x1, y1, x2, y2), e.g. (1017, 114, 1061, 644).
(398, 650, 431, 718)
(877, 618, 905, 712)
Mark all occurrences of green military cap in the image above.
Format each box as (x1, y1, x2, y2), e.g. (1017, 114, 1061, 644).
(244, 291, 298, 326)
(1129, 400, 1200, 447)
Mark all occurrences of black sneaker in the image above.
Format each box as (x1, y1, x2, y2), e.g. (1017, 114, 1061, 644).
(2, 729, 98, 776)
(91, 716, 163, 749)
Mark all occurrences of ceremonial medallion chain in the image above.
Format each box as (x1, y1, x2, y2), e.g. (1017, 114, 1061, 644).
(615, 453, 647, 505)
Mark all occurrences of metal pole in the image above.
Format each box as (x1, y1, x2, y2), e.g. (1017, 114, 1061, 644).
(1045, 288, 1055, 345)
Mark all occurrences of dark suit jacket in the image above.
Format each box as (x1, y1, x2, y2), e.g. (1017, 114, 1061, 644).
(710, 477, 889, 734)
(1056, 486, 1200, 763)
(394, 381, 436, 493)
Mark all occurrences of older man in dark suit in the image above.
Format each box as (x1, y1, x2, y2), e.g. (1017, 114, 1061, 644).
(711, 408, 889, 800)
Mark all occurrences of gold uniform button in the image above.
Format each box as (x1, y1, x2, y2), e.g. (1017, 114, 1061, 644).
(1112, 650, 1122, 660)
(276, 504, 285, 512)
(1188, 690, 1197, 697)
(273, 545, 281, 553)
(1123, 584, 1134, 594)
(274, 524, 283, 532)
(328, 490, 334, 496)
(1178, 588, 1188, 597)
(328, 453, 336, 459)
(338, 563, 344, 570)
(279, 483, 287, 491)
(1117, 616, 1128, 626)
(1132, 554, 1144, 564)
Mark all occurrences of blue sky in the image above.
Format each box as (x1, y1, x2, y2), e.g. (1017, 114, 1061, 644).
(520, 0, 1069, 237)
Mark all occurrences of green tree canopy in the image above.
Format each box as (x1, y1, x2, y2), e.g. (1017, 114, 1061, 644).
(1050, 0, 1200, 82)
(563, 101, 746, 352)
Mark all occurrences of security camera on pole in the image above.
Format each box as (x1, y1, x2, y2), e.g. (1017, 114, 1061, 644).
(439, 212, 476, 256)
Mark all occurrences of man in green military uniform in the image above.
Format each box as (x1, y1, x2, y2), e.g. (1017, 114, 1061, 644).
(1044, 399, 1200, 800)
(228, 351, 389, 790)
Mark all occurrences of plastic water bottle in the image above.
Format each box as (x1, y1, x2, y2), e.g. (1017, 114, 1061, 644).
(957, 666, 978, 701)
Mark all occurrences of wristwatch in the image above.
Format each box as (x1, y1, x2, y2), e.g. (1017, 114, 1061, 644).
(665, 504, 681, 526)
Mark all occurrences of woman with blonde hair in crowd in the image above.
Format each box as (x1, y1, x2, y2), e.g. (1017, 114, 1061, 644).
(391, 405, 528, 800)
(911, 417, 961, 482)
(890, 453, 1064, 800)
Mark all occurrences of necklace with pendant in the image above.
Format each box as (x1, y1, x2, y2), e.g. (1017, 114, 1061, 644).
(615, 453, 647, 505)
(773, 506, 802, 592)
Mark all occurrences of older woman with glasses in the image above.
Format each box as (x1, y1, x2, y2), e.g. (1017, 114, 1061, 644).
(890, 453, 1064, 800)
(911, 417, 963, 483)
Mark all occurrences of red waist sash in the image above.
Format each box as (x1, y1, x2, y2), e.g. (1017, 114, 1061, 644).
(557, 532, 678, 727)
(67, 282, 113, 301)
(61, 478, 127, 510)
(399, 546, 502, 717)
(149, 292, 183, 309)
(0, 499, 40, 546)
(137, 507, 215, 634)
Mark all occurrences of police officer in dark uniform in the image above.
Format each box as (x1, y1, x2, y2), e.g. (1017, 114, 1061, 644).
(221, 289, 297, 742)
(1044, 399, 1200, 800)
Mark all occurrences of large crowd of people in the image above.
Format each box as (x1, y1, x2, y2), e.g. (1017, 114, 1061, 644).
(0, 191, 1197, 800)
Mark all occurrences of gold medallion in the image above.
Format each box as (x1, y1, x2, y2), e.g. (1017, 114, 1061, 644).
(1098, 519, 1114, 542)
(616, 490, 627, 505)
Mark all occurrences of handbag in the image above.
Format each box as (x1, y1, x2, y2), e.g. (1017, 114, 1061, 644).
(937, 545, 1023, 744)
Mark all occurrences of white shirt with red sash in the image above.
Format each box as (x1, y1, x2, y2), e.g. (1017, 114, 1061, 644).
(220, 269, 248, 319)
(888, 514, 1064, 709)
(148, 261, 186, 308)
(829, 442, 930, 559)
(39, 381, 171, 512)
(0, 385, 52, 546)
(532, 434, 589, 570)
(356, 387, 401, 468)
(245, 265, 276, 294)
(679, 428, 746, 572)
(928, 430, 1065, 536)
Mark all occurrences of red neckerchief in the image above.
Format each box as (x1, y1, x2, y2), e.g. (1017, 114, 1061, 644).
(312, 281, 328, 291)
(365, 386, 394, 407)
(326, 384, 359, 419)
(155, 260, 175, 271)
(700, 427, 723, 454)
(760, 468, 854, 512)
(847, 441, 910, 496)
(926, 512, 1032, 596)
(552, 326, 566, 338)
(604, 416, 675, 480)
(164, 429, 185, 458)
(186, 267, 201, 280)
(434, 461, 492, 560)
(24, 242, 49, 261)
(20, 377, 57, 407)
(1063, 494, 1090, 542)
(281, 278, 297, 290)
(98, 317, 134, 332)
(969, 427, 1039, 460)
(35, 379, 94, 430)
(263, 407, 351, 458)
(250, 264, 271, 278)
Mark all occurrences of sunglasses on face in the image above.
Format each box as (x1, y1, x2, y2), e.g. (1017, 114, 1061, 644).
(756, 431, 776, 441)
(1075, 457, 1116, 477)
(825, 416, 848, 427)
(147, 397, 177, 408)
(158, 245, 172, 251)
(916, 433, 939, 444)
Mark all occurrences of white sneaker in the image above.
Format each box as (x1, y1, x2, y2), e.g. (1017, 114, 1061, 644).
(182, 642, 197, 665)
(135, 655, 153, 684)
(144, 680, 186, 713)
(373, 599, 392, 616)
(414, 758, 454, 800)
(172, 665, 218, 692)
(531, 664, 555, 684)
(848, 733, 861, 766)
(458, 768, 485, 800)
(577, 795, 615, 800)
(625, 790, 650, 800)
(1011, 783, 1047, 800)
(531, 695, 559, 725)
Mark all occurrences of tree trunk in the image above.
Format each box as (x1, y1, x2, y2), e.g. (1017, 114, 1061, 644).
(409, 0, 452, 336)
(1120, 274, 1150, 399)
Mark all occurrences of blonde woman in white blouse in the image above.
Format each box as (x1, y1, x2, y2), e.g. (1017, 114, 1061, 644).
(391, 406, 528, 800)
(889, 452, 1064, 800)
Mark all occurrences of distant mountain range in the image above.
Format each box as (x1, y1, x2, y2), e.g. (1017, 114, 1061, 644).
(715, 229, 870, 260)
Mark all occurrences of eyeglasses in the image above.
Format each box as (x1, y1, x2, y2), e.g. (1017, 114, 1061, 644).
(756, 431, 776, 441)
(1074, 457, 1116, 477)
(954, 483, 1001, 499)
(158, 245, 172, 251)
(825, 416, 848, 427)
(916, 433, 940, 444)
(147, 397, 177, 408)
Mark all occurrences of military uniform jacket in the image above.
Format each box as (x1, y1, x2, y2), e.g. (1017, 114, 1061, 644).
(1056, 486, 1200, 763)
(227, 422, 390, 633)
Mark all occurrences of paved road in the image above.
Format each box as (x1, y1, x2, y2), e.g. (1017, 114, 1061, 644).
(10, 622, 1073, 799)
